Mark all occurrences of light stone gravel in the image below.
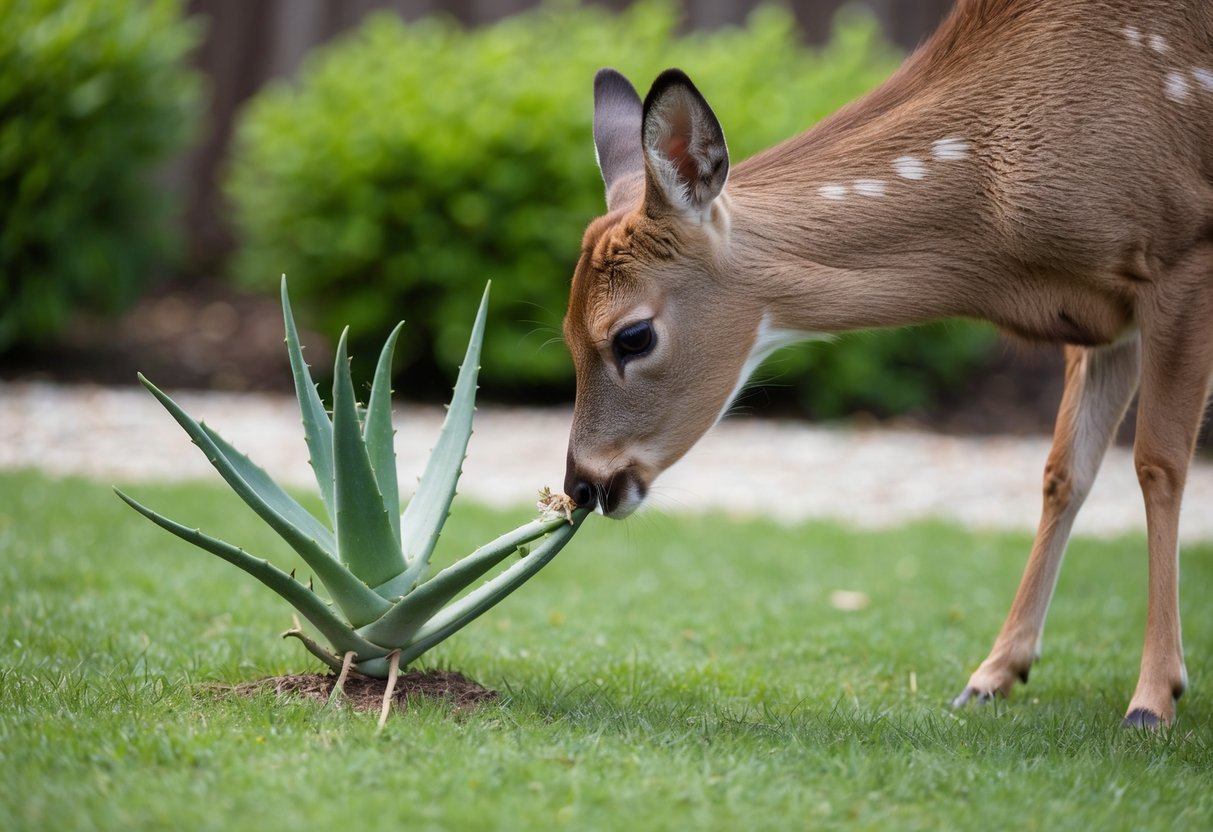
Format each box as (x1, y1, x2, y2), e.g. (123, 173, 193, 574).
(3, 380, 1212, 541)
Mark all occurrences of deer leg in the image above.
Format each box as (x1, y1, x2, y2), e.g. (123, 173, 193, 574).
(953, 338, 1140, 707)
(1123, 246, 1213, 727)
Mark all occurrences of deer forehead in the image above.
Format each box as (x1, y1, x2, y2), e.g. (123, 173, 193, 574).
(578, 211, 680, 273)
(570, 211, 700, 318)
(567, 263, 659, 351)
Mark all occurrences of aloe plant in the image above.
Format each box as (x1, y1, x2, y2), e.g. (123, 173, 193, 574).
(116, 278, 587, 682)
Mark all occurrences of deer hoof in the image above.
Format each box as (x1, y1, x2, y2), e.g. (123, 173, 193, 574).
(950, 686, 998, 709)
(1122, 708, 1164, 730)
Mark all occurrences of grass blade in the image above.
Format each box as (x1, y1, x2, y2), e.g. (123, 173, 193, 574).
(332, 329, 407, 588)
(200, 424, 336, 556)
(281, 276, 336, 524)
(398, 284, 490, 586)
(396, 509, 588, 665)
(364, 321, 404, 547)
(114, 488, 389, 662)
(137, 373, 391, 627)
(360, 515, 568, 646)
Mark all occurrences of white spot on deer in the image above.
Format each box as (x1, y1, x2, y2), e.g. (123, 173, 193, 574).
(1149, 33, 1169, 54)
(1122, 26, 1142, 47)
(932, 138, 970, 161)
(1193, 67, 1213, 92)
(1165, 70, 1191, 102)
(818, 184, 848, 201)
(852, 179, 887, 197)
(893, 156, 927, 180)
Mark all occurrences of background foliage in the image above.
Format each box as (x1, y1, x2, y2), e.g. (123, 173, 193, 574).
(0, 0, 201, 351)
(227, 0, 995, 415)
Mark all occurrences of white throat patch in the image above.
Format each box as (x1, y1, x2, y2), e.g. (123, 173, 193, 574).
(718, 314, 825, 423)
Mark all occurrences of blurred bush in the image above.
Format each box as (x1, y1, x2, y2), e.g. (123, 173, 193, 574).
(227, 0, 995, 415)
(0, 0, 201, 351)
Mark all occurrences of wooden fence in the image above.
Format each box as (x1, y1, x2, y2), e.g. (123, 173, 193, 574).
(178, 0, 954, 264)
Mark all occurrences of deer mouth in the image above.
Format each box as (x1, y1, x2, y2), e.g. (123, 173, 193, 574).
(598, 468, 648, 518)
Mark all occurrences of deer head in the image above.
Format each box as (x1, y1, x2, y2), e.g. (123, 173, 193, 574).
(563, 69, 783, 517)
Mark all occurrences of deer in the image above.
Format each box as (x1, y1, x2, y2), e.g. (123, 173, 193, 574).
(561, 0, 1213, 728)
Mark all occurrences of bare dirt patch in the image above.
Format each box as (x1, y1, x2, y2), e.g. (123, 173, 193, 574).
(232, 669, 497, 715)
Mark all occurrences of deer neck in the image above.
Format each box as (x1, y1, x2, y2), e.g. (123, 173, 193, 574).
(723, 108, 1000, 337)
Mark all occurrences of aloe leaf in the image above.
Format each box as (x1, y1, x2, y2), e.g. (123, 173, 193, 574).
(282, 276, 336, 524)
(200, 425, 336, 556)
(282, 629, 346, 674)
(364, 321, 404, 547)
(398, 284, 490, 586)
(360, 515, 569, 647)
(114, 488, 389, 661)
(349, 654, 394, 678)
(332, 329, 407, 588)
(396, 509, 587, 666)
(137, 374, 391, 627)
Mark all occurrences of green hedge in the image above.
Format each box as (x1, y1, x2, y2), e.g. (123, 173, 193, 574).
(227, 0, 995, 415)
(0, 0, 201, 351)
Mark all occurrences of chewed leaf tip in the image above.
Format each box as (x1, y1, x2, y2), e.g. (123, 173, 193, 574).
(537, 487, 577, 524)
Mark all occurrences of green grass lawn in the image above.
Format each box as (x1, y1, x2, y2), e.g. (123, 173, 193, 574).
(1, 469, 1210, 831)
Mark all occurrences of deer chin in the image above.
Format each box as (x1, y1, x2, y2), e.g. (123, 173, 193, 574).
(597, 466, 649, 518)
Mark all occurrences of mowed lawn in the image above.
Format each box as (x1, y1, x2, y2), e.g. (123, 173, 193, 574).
(1, 469, 1210, 831)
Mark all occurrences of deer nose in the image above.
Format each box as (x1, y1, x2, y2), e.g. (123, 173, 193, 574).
(567, 478, 597, 510)
(564, 452, 598, 510)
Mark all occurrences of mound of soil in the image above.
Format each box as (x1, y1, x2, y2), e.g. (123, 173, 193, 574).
(233, 669, 497, 714)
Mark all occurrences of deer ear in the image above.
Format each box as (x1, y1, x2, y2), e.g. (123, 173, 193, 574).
(593, 69, 645, 211)
(641, 69, 729, 222)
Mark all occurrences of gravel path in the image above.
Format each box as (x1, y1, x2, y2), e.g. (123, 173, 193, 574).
(3, 380, 1212, 541)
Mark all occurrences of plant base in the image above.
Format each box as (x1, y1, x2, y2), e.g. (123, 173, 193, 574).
(231, 669, 497, 714)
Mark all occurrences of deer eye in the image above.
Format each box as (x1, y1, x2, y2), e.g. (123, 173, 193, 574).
(613, 320, 655, 365)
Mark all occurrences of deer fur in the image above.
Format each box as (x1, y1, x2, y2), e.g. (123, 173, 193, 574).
(563, 0, 1213, 727)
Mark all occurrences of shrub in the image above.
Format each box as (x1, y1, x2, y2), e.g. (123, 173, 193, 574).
(0, 0, 201, 351)
(227, 0, 994, 414)
(748, 321, 998, 419)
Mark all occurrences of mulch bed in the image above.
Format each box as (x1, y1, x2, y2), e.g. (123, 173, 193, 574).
(0, 276, 1064, 435)
(232, 669, 498, 715)
(0, 277, 310, 394)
